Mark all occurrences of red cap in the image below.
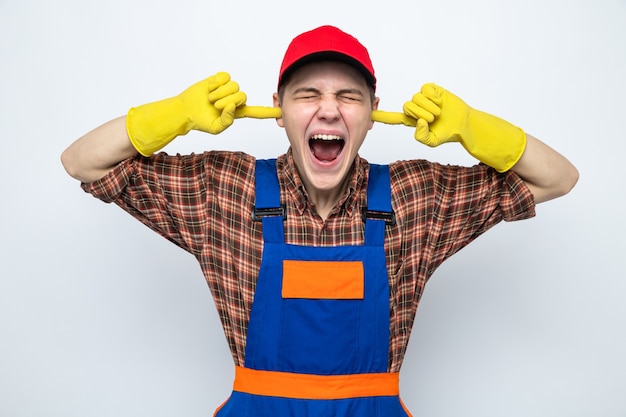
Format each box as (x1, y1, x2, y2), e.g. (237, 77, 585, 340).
(278, 25, 376, 91)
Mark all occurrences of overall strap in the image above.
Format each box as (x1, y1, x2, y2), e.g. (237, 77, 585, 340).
(253, 159, 285, 243)
(253, 160, 394, 245)
(363, 164, 395, 246)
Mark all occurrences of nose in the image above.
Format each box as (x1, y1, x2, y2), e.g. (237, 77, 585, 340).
(316, 94, 341, 121)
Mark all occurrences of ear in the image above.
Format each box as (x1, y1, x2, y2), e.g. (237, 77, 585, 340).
(273, 92, 284, 127)
(369, 96, 380, 130)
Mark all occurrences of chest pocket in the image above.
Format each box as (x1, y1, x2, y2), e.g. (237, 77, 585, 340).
(282, 260, 364, 299)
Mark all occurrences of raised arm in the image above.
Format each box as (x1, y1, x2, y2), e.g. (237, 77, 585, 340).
(61, 72, 247, 183)
(61, 116, 136, 183)
(508, 133, 578, 204)
(403, 83, 578, 203)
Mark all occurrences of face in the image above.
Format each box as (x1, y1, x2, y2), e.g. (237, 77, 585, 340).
(273, 61, 379, 204)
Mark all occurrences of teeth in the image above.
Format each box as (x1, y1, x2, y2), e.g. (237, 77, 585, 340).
(311, 134, 342, 141)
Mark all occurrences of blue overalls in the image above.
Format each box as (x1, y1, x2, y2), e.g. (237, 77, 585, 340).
(214, 159, 411, 417)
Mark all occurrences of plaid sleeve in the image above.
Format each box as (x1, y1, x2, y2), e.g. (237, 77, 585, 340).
(390, 160, 535, 275)
(81, 151, 256, 256)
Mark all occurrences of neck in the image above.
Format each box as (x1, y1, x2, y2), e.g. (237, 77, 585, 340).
(288, 153, 357, 222)
(307, 174, 351, 221)
(311, 194, 339, 221)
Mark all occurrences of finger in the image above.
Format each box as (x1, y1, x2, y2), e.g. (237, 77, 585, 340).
(235, 106, 282, 119)
(207, 72, 231, 91)
(411, 92, 441, 116)
(210, 102, 236, 133)
(403, 100, 436, 123)
(414, 118, 438, 147)
(209, 80, 242, 103)
(420, 83, 443, 105)
(214, 91, 247, 110)
(371, 110, 417, 127)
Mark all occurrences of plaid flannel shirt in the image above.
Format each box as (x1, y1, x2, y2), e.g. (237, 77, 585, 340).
(82, 149, 535, 372)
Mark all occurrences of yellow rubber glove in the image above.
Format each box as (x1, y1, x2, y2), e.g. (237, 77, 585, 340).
(126, 72, 247, 156)
(403, 83, 526, 172)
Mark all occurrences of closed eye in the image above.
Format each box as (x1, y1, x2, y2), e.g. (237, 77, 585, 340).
(293, 87, 321, 101)
(336, 88, 365, 103)
(337, 94, 362, 103)
(295, 94, 320, 101)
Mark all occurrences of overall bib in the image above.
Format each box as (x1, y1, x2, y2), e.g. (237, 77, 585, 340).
(215, 159, 411, 417)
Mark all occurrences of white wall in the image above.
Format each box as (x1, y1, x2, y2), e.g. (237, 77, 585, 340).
(1, 0, 624, 416)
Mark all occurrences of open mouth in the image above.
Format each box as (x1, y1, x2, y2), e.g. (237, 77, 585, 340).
(309, 134, 345, 162)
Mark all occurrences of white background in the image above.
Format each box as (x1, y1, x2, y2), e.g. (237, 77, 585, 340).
(1, 1, 625, 416)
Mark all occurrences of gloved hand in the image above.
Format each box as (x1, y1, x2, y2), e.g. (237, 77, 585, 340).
(403, 83, 526, 172)
(126, 72, 247, 156)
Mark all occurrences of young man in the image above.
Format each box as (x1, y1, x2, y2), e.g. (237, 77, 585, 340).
(62, 25, 578, 417)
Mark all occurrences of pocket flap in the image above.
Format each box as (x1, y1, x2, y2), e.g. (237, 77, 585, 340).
(282, 260, 364, 299)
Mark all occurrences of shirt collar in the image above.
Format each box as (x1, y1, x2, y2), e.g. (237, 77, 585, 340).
(277, 149, 366, 218)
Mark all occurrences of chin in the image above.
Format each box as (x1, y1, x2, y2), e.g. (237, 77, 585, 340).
(309, 167, 349, 191)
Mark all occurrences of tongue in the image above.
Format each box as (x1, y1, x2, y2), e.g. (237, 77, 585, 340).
(311, 139, 342, 162)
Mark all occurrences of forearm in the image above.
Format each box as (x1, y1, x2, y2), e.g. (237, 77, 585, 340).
(510, 134, 579, 204)
(61, 116, 138, 183)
